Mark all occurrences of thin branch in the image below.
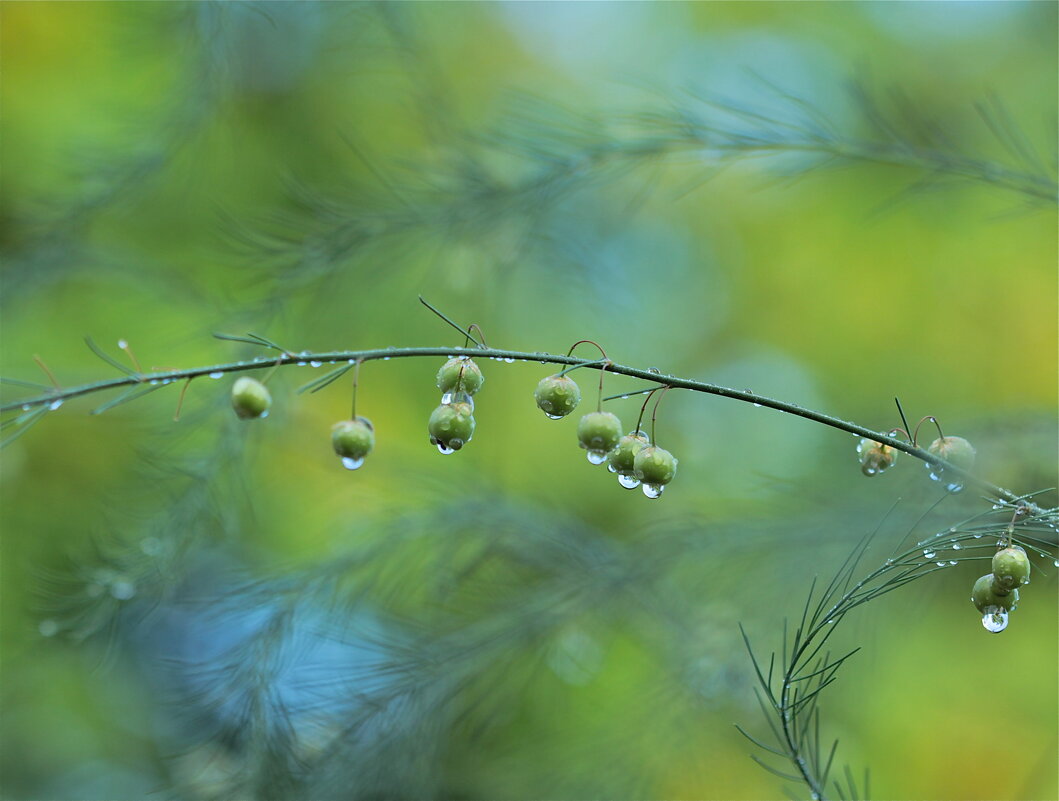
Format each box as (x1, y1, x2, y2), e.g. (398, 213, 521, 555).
(0, 345, 1033, 506)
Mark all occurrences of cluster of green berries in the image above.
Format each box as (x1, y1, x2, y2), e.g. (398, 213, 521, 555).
(857, 434, 976, 492)
(428, 357, 482, 454)
(971, 545, 1031, 633)
(535, 374, 677, 498)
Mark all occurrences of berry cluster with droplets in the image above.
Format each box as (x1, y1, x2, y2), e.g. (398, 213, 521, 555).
(971, 540, 1031, 634)
(429, 356, 481, 454)
(534, 354, 678, 499)
(857, 409, 976, 494)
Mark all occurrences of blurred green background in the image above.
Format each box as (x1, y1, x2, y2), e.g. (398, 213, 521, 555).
(1, 3, 1056, 800)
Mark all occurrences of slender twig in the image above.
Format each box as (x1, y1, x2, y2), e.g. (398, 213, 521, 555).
(1, 344, 1035, 508)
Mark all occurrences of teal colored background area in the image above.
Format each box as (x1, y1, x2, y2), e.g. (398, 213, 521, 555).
(1, 3, 1056, 800)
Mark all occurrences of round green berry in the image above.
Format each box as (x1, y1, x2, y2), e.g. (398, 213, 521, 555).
(534, 374, 581, 419)
(436, 357, 484, 396)
(927, 436, 976, 472)
(332, 417, 375, 462)
(633, 445, 678, 486)
(608, 431, 649, 475)
(992, 546, 1030, 591)
(428, 402, 475, 453)
(970, 573, 1018, 613)
(857, 438, 897, 476)
(231, 377, 272, 420)
(577, 411, 623, 463)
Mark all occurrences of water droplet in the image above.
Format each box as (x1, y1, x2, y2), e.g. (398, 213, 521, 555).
(296, 361, 307, 367)
(948, 560, 958, 566)
(310, 361, 323, 368)
(991, 503, 1002, 510)
(208, 371, 224, 379)
(618, 474, 640, 490)
(1053, 559, 1059, 568)
(864, 467, 877, 476)
(299, 351, 310, 357)
(441, 392, 454, 404)
(982, 608, 1008, 633)
(341, 456, 365, 471)
(161, 379, 172, 385)
(620, 394, 630, 400)
(923, 549, 937, 559)
(436, 443, 455, 455)
(382, 356, 391, 361)
(110, 580, 136, 600)
(149, 380, 159, 386)
(642, 483, 664, 499)
(117, 339, 128, 350)
(952, 543, 961, 550)
(606, 463, 617, 473)
(38, 619, 59, 637)
(586, 450, 608, 465)
(545, 412, 563, 420)
(936, 561, 947, 567)
(503, 357, 515, 363)
(21, 404, 30, 411)
(48, 400, 63, 410)
(260, 410, 269, 419)
(973, 533, 983, 539)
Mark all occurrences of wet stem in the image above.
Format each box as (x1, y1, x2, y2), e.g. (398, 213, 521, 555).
(0, 344, 1040, 511)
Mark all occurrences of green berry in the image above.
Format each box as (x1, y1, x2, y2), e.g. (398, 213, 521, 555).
(534, 374, 581, 419)
(633, 445, 678, 486)
(992, 546, 1030, 591)
(857, 438, 897, 476)
(231, 377, 271, 420)
(970, 573, 1018, 613)
(332, 417, 375, 468)
(436, 357, 484, 396)
(927, 436, 976, 471)
(428, 402, 475, 453)
(577, 411, 623, 464)
(608, 431, 649, 476)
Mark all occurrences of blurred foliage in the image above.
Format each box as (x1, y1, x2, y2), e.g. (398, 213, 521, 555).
(1, 3, 1056, 800)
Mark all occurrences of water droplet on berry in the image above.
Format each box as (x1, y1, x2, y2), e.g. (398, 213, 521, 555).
(545, 412, 563, 420)
(209, 371, 224, 379)
(642, 483, 664, 499)
(618, 474, 640, 489)
(436, 443, 455, 455)
(259, 410, 269, 419)
(341, 456, 365, 471)
(982, 608, 1008, 633)
(606, 463, 617, 473)
(586, 450, 608, 465)
(441, 392, 453, 405)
